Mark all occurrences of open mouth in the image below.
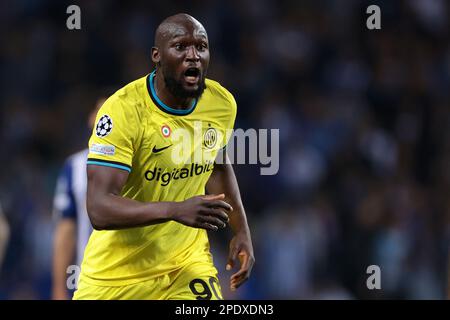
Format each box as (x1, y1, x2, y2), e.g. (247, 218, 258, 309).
(184, 67, 200, 84)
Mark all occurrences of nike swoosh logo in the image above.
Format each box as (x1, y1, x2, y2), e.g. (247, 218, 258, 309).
(152, 144, 172, 153)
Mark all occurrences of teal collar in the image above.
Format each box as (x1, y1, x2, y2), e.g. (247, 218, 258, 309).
(147, 70, 197, 116)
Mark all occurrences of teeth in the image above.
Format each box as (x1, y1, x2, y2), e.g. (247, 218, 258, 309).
(185, 75, 198, 83)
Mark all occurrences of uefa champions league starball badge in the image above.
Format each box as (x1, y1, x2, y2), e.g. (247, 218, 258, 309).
(96, 115, 113, 137)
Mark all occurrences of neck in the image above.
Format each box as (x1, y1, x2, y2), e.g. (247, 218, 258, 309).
(154, 69, 194, 110)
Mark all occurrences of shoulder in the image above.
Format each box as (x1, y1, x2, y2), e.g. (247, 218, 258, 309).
(203, 79, 237, 131)
(205, 78, 237, 111)
(101, 76, 148, 118)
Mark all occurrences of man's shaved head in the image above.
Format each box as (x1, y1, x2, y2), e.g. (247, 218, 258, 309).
(154, 13, 207, 48)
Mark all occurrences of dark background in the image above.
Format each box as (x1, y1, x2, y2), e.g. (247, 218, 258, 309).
(0, 0, 449, 299)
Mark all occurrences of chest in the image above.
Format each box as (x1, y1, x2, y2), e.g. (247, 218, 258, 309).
(136, 114, 225, 170)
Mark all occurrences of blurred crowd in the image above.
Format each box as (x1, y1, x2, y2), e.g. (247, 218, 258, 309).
(0, 0, 449, 299)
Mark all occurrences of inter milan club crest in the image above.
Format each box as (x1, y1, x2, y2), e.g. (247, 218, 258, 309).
(161, 124, 171, 138)
(203, 126, 217, 149)
(96, 115, 113, 137)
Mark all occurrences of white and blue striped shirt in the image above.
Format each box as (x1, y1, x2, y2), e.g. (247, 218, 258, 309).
(53, 149, 92, 266)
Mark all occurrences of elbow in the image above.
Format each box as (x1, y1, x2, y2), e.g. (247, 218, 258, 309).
(89, 218, 107, 231)
(87, 209, 106, 231)
(87, 199, 110, 231)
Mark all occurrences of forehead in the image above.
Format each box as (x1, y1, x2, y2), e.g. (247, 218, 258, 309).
(163, 22, 208, 41)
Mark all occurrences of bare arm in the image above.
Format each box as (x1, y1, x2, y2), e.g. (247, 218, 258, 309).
(52, 218, 75, 300)
(206, 158, 250, 236)
(87, 165, 231, 231)
(206, 151, 255, 291)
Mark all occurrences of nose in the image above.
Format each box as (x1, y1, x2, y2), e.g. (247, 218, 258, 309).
(185, 45, 200, 62)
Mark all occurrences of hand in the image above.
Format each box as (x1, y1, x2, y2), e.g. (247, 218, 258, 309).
(226, 231, 255, 291)
(170, 194, 232, 231)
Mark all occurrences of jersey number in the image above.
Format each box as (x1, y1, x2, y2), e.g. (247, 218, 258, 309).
(189, 277, 222, 300)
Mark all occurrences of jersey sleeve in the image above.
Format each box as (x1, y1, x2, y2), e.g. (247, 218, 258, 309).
(53, 159, 77, 221)
(221, 89, 237, 149)
(87, 96, 138, 173)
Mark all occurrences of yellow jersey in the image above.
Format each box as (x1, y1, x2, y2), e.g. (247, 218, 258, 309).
(80, 71, 236, 286)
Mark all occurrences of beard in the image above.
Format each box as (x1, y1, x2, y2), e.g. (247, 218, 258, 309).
(162, 68, 206, 100)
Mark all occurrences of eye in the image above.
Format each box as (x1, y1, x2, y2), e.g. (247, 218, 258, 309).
(196, 43, 208, 51)
(175, 43, 185, 51)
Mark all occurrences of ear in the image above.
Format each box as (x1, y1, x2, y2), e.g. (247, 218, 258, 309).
(151, 47, 160, 64)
